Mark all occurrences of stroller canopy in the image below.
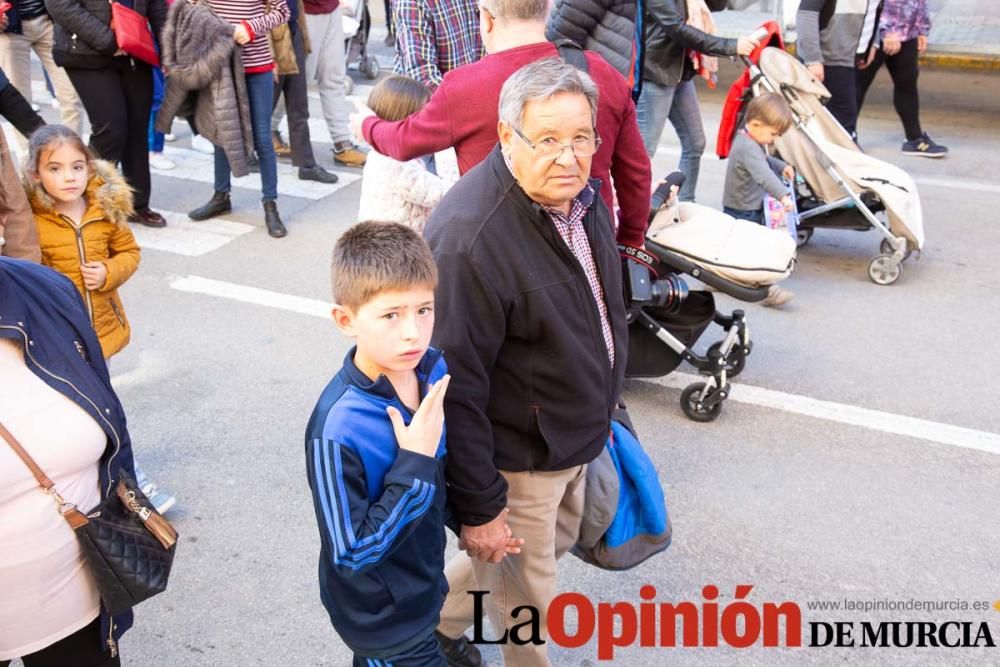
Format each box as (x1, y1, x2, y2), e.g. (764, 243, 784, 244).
(759, 47, 925, 250)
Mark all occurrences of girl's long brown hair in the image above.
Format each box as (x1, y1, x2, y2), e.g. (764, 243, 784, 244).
(367, 75, 431, 122)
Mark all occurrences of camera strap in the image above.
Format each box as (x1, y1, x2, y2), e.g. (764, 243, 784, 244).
(619, 244, 659, 277)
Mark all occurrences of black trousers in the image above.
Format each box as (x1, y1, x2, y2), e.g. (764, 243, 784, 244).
(0, 617, 120, 667)
(0, 80, 45, 139)
(273, 28, 316, 168)
(856, 38, 922, 141)
(823, 64, 859, 138)
(66, 62, 154, 210)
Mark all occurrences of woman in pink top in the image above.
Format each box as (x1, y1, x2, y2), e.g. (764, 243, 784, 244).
(1, 257, 140, 666)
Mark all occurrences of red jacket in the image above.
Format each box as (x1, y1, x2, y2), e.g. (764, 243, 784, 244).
(362, 42, 652, 247)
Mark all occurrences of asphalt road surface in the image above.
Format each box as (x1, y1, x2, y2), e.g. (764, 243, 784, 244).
(5, 36, 999, 667)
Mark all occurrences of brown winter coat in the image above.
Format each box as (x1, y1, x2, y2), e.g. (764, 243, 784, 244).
(155, 0, 253, 177)
(25, 160, 141, 359)
(0, 126, 40, 262)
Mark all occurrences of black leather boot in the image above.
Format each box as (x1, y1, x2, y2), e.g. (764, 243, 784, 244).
(263, 200, 287, 238)
(188, 191, 231, 221)
(434, 631, 483, 667)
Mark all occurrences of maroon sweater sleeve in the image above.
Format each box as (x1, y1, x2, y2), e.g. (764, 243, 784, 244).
(611, 96, 652, 247)
(589, 56, 651, 247)
(362, 79, 457, 162)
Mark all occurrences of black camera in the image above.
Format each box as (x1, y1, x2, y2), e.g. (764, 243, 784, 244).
(621, 249, 688, 313)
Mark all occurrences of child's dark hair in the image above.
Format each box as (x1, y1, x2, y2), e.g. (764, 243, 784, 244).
(26, 124, 94, 175)
(745, 92, 794, 135)
(367, 75, 431, 122)
(332, 221, 438, 311)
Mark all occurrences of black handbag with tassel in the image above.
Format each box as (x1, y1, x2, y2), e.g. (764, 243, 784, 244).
(1, 422, 178, 616)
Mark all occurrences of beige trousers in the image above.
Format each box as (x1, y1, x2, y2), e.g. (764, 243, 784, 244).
(0, 15, 83, 149)
(439, 465, 586, 667)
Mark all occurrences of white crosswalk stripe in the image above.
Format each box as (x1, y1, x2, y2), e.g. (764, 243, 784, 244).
(152, 145, 362, 200)
(130, 212, 255, 257)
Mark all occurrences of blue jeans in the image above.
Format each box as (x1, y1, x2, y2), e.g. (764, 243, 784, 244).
(635, 79, 706, 202)
(214, 71, 278, 201)
(148, 66, 165, 153)
(724, 206, 764, 225)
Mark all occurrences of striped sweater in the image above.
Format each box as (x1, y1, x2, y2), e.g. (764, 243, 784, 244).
(206, 0, 290, 73)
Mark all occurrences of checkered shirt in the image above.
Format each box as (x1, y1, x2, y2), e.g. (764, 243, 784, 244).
(392, 0, 484, 90)
(543, 186, 616, 368)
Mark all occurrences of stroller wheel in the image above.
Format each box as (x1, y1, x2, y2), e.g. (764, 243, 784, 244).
(795, 228, 813, 247)
(680, 382, 723, 422)
(708, 342, 746, 378)
(362, 56, 380, 79)
(867, 254, 902, 286)
(879, 238, 913, 261)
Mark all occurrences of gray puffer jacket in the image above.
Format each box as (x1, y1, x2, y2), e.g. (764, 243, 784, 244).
(546, 0, 637, 77)
(155, 0, 253, 177)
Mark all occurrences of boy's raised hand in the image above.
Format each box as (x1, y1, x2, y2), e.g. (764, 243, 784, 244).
(387, 375, 451, 458)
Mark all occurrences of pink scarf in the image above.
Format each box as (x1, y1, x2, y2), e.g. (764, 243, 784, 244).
(686, 0, 719, 88)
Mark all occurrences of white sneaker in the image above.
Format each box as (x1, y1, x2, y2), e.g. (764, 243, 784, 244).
(149, 151, 176, 170)
(191, 134, 215, 154)
(164, 132, 177, 142)
(761, 285, 795, 308)
(141, 482, 177, 515)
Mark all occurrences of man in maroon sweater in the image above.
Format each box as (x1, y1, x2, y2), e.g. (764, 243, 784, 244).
(353, 0, 651, 247)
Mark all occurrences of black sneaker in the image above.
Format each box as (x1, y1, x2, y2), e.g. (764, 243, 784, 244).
(901, 134, 948, 158)
(434, 631, 483, 667)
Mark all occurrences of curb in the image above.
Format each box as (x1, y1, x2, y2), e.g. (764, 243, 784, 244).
(782, 43, 1000, 72)
(918, 52, 1000, 71)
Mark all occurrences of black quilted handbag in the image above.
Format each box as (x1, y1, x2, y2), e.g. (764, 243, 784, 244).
(2, 422, 178, 616)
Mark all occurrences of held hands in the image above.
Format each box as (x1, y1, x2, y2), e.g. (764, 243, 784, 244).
(882, 32, 902, 56)
(234, 24, 252, 45)
(349, 110, 374, 143)
(459, 508, 524, 563)
(857, 45, 877, 69)
(80, 262, 108, 291)
(780, 194, 794, 212)
(386, 375, 450, 458)
(735, 34, 760, 57)
(782, 165, 795, 182)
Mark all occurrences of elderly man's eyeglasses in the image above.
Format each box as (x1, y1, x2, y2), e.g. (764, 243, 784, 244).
(512, 127, 602, 159)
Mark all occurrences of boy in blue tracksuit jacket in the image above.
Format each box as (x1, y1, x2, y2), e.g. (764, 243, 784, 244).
(305, 221, 453, 666)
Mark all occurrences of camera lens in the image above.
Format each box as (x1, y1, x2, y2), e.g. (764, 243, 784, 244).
(649, 274, 689, 312)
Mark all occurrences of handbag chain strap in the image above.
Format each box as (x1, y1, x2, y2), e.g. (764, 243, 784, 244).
(0, 421, 91, 529)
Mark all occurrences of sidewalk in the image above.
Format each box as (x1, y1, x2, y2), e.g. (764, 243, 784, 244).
(713, 0, 1000, 71)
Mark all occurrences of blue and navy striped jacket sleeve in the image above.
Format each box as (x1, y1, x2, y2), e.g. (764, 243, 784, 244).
(306, 438, 439, 575)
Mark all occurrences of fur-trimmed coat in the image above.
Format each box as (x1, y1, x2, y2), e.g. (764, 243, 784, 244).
(155, 0, 253, 177)
(25, 160, 141, 359)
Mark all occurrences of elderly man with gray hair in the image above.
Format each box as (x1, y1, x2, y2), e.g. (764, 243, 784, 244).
(356, 0, 651, 249)
(424, 58, 629, 667)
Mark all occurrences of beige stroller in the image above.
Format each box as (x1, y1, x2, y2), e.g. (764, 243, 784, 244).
(735, 47, 926, 285)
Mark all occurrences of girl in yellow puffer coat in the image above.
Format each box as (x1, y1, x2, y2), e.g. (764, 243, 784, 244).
(23, 125, 140, 360)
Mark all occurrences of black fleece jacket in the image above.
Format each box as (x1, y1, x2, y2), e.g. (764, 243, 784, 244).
(424, 146, 629, 527)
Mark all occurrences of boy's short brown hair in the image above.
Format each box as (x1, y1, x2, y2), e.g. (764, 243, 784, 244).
(745, 92, 795, 134)
(332, 221, 438, 311)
